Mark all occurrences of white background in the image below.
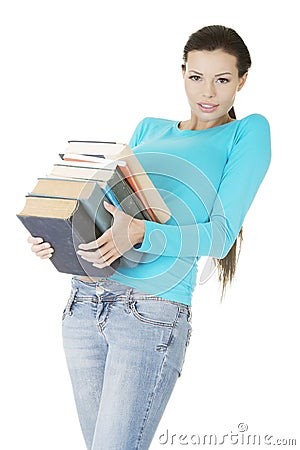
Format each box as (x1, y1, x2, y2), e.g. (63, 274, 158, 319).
(1, 0, 299, 448)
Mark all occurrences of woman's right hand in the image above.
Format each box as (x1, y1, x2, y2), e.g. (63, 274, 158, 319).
(27, 235, 54, 259)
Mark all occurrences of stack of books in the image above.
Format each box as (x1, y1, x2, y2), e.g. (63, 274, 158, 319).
(17, 140, 171, 277)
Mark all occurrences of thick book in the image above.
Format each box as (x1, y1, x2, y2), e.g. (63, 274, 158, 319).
(17, 196, 120, 277)
(30, 178, 114, 233)
(49, 164, 114, 182)
(66, 140, 171, 223)
(26, 178, 143, 269)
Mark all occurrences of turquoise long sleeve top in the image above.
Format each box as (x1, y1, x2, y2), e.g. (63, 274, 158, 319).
(107, 114, 271, 306)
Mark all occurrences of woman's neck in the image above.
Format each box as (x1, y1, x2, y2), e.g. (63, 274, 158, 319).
(179, 114, 234, 131)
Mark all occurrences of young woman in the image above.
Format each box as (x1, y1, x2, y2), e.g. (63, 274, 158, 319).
(28, 25, 271, 450)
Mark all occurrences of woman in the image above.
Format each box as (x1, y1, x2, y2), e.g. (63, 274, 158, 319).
(28, 25, 271, 450)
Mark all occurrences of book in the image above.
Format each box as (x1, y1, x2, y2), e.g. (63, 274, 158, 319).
(65, 140, 171, 223)
(17, 196, 120, 277)
(26, 177, 144, 269)
(58, 154, 126, 169)
(49, 164, 114, 181)
(29, 178, 114, 232)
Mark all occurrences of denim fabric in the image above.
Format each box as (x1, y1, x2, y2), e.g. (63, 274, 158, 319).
(62, 277, 192, 450)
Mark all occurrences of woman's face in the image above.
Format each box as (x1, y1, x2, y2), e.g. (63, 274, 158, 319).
(182, 49, 248, 128)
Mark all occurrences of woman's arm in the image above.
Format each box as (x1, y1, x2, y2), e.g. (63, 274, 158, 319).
(133, 114, 271, 259)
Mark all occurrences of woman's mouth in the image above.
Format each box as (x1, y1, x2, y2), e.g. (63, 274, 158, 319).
(197, 102, 219, 113)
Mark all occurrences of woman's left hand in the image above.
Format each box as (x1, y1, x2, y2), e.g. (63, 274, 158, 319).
(77, 201, 145, 268)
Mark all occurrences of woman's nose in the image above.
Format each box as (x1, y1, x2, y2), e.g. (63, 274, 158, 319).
(200, 81, 216, 98)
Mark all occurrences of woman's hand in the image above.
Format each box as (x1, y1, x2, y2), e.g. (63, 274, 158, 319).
(77, 201, 145, 269)
(27, 235, 54, 259)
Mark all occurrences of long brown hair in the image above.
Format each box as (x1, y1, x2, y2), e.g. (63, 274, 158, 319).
(182, 25, 252, 301)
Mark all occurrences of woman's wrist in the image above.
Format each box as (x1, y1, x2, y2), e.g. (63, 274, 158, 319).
(130, 218, 146, 246)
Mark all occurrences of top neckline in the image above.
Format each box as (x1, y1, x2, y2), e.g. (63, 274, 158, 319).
(174, 118, 238, 135)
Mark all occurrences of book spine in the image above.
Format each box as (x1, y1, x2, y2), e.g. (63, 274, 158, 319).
(115, 166, 153, 221)
(107, 169, 146, 220)
(101, 183, 122, 210)
(80, 184, 113, 233)
(117, 164, 158, 222)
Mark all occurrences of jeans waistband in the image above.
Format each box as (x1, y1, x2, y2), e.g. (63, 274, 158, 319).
(71, 277, 192, 317)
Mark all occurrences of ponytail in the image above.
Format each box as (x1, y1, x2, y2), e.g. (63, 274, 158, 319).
(228, 106, 236, 119)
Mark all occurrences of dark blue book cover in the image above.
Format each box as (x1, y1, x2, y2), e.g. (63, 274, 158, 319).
(17, 198, 120, 277)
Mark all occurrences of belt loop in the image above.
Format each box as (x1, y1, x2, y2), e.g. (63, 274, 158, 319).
(187, 306, 192, 323)
(123, 287, 133, 314)
(66, 288, 78, 316)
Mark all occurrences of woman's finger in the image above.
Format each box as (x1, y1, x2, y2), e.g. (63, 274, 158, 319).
(77, 249, 105, 263)
(27, 235, 43, 244)
(93, 251, 119, 268)
(95, 248, 118, 265)
(36, 247, 54, 258)
(31, 242, 52, 253)
(77, 241, 113, 261)
(78, 236, 103, 251)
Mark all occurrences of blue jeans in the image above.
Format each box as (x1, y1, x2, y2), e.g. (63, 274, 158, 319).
(62, 277, 192, 450)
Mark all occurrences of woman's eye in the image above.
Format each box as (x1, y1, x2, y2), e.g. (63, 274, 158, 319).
(189, 75, 202, 81)
(217, 78, 230, 84)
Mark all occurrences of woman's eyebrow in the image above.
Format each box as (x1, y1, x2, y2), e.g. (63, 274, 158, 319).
(188, 70, 233, 76)
(215, 72, 232, 76)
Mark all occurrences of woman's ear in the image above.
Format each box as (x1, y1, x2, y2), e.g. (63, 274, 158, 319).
(237, 72, 248, 91)
(181, 64, 186, 78)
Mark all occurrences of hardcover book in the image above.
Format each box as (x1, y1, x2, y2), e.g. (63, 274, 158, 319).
(17, 196, 119, 277)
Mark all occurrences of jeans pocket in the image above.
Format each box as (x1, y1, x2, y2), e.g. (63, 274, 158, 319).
(129, 298, 180, 328)
(62, 287, 78, 320)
